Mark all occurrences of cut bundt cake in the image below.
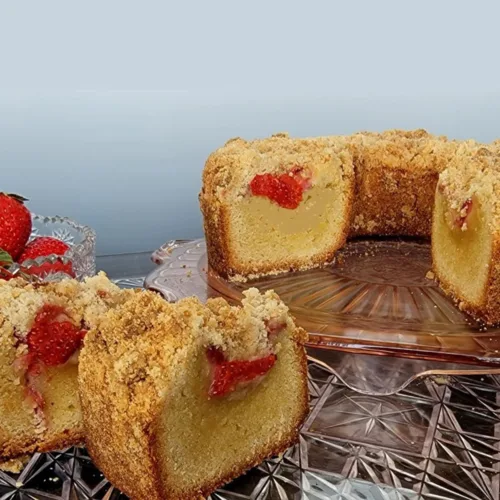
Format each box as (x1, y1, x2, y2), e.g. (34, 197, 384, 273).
(0, 272, 131, 462)
(200, 129, 462, 282)
(201, 129, 500, 324)
(79, 288, 308, 500)
(432, 144, 500, 324)
(200, 133, 355, 281)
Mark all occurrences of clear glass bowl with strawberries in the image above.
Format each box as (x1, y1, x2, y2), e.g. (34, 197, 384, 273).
(0, 192, 96, 282)
(21, 214, 97, 280)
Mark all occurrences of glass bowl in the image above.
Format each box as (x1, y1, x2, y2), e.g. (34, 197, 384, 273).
(8, 214, 96, 281)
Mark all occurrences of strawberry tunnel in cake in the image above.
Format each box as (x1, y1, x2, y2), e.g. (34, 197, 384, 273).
(79, 288, 309, 500)
(201, 130, 500, 325)
(432, 146, 500, 325)
(0, 273, 132, 463)
(200, 135, 355, 281)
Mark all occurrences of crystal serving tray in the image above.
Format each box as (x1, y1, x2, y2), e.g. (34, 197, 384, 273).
(2, 256, 500, 500)
(145, 239, 500, 374)
(2, 356, 500, 500)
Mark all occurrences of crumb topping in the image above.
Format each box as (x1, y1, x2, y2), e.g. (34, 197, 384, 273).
(82, 287, 306, 420)
(201, 133, 354, 204)
(0, 272, 133, 337)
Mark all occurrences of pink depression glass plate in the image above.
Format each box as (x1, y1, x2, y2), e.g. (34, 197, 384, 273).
(145, 238, 500, 369)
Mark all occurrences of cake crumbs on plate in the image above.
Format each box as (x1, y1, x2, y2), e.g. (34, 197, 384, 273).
(0, 455, 30, 473)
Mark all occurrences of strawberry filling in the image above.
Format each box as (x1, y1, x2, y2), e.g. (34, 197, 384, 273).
(15, 304, 87, 415)
(249, 167, 312, 209)
(206, 347, 277, 398)
(265, 318, 287, 339)
(444, 197, 475, 232)
(454, 198, 473, 230)
(27, 305, 87, 366)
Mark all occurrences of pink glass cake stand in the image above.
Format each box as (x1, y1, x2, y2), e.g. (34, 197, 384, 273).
(145, 238, 500, 395)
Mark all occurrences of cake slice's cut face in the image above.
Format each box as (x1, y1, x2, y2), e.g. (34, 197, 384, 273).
(229, 166, 352, 277)
(156, 332, 306, 498)
(0, 326, 38, 454)
(0, 327, 83, 458)
(433, 189, 493, 308)
(1, 302, 88, 459)
(42, 363, 81, 437)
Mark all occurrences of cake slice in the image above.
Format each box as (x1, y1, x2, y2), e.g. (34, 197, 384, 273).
(432, 145, 500, 325)
(200, 133, 355, 281)
(0, 272, 132, 462)
(79, 288, 309, 500)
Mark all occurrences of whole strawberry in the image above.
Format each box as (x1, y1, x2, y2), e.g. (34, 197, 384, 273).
(19, 236, 74, 278)
(27, 304, 87, 366)
(0, 193, 32, 260)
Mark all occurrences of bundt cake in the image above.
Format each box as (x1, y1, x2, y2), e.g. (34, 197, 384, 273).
(0, 272, 132, 462)
(79, 288, 308, 500)
(200, 129, 499, 325)
(432, 144, 500, 324)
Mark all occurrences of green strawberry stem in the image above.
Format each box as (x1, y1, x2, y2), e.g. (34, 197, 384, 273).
(0, 193, 29, 204)
(0, 248, 13, 267)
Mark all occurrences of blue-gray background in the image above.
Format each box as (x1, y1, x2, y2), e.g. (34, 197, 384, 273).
(1, 0, 499, 255)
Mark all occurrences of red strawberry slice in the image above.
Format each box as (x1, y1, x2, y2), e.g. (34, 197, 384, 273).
(249, 167, 311, 209)
(26, 304, 87, 366)
(19, 237, 74, 278)
(455, 198, 473, 230)
(208, 351, 277, 398)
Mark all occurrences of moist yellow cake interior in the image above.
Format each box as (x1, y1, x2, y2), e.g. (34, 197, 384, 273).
(42, 364, 82, 435)
(0, 332, 35, 449)
(230, 183, 349, 268)
(433, 190, 493, 307)
(157, 332, 304, 496)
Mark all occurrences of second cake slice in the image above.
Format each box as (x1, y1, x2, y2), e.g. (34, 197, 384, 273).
(79, 287, 309, 500)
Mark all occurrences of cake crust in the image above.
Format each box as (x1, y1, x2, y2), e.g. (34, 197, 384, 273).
(80, 289, 309, 500)
(347, 130, 463, 237)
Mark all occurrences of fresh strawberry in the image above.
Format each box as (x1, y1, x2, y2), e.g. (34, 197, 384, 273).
(19, 236, 74, 278)
(26, 304, 87, 366)
(207, 351, 277, 398)
(0, 193, 32, 260)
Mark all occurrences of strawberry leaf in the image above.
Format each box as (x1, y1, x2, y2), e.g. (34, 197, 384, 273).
(0, 249, 13, 267)
(0, 193, 29, 204)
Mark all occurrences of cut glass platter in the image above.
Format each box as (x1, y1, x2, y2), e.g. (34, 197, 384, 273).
(2, 251, 500, 500)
